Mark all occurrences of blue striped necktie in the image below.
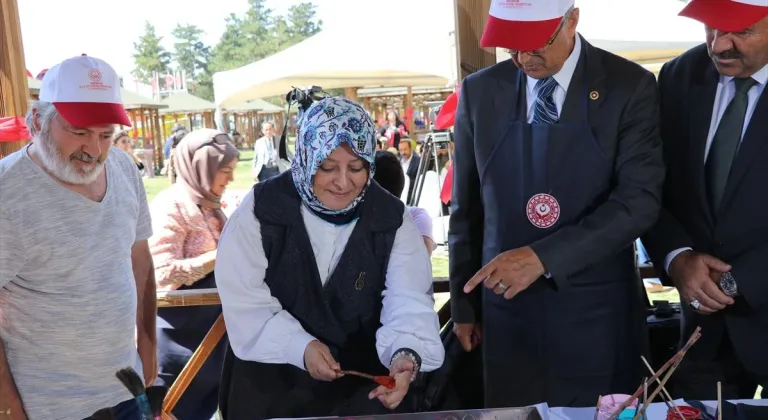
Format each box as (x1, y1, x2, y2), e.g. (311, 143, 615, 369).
(532, 77, 559, 125)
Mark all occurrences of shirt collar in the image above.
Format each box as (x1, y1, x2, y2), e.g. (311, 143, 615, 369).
(719, 63, 768, 87)
(526, 34, 582, 96)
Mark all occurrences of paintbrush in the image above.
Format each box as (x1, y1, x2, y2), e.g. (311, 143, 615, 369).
(717, 381, 722, 420)
(338, 369, 397, 389)
(593, 395, 602, 420)
(146, 386, 168, 420)
(115, 367, 153, 420)
(641, 356, 685, 419)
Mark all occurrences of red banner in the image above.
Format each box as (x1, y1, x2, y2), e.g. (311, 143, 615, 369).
(0, 116, 31, 142)
(440, 164, 453, 204)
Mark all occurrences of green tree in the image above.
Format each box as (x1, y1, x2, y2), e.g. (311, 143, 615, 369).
(131, 21, 171, 84)
(208, 14, 249, 73)
(241, 0, 275, 60)
(286, 3, 322, 42)
(172, 24, 210, 80)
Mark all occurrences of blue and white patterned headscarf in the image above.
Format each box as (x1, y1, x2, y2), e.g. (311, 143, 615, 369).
(291, 97, 377, 216)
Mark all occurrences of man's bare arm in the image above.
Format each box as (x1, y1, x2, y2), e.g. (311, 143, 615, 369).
(132, 240, 157, 385)
(0, 338, 27, 419)
(132, 240, 156, 339)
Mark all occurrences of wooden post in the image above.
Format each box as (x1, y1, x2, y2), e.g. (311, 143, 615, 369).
(0, 0, 31, 158)
(454, 0, 496, 80)
(153, 109, 163, 170)
(405, 87, 414, 135)
(344, 87, 359, 102)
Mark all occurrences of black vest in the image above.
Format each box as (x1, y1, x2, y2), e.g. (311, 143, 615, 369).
(219, 171, 406, 420)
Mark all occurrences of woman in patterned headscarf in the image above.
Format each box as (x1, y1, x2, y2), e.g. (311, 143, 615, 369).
(215, 97, 444, 419)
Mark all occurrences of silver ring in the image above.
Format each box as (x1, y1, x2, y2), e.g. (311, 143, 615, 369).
(690, 299, 701, 310)
(496, 283, 508, 292)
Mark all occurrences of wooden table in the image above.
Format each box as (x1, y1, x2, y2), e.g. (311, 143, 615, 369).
(156, 264, 659, 416)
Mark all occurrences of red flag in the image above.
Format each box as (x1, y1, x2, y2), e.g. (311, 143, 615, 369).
(0, 117, 31, 142)
(440, 164, 453, 204)
(435, 86, 460, 130)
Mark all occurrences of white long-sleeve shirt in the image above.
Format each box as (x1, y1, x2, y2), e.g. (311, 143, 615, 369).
(215, 190, 445, 372)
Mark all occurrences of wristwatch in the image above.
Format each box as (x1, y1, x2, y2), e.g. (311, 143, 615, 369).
(719, 272, 739, 297)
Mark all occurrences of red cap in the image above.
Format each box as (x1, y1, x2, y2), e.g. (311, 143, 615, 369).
(53, 102, 131, 128)
(481, 0, 574, 51)
(39, 55, 131, 127)
(680, 0, 768, 33)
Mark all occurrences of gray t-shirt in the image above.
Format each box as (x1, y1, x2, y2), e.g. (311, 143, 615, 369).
(0, 146, 152, 419)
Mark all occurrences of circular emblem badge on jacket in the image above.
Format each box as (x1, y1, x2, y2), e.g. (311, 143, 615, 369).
(526, 193, 560, 229)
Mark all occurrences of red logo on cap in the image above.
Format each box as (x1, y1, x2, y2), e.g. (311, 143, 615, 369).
(88, 68, 102, 82)
(526, 193, 560, 229)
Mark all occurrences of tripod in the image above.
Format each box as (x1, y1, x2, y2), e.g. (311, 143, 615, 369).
(408, 130, 453, 243)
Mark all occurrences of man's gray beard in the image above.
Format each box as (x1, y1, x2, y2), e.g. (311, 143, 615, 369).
(37, 131, 105, 185)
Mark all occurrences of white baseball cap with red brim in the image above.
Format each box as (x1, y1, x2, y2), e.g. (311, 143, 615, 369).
(481, 0, 574, 52)
(680, 0, 768, 33)
(39, 55, 131, 127)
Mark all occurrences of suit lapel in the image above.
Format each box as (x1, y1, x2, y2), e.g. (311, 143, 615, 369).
(688, 64, 719, 226)
(563, 36, 607, 124)
(493, 60, 519, 127)
(720, 87, 768, 213)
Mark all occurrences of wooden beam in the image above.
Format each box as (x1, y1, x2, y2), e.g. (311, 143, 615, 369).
(344, 87, 359, 102)
(0, 0, 31, 158)
(454, 0, 496, 80)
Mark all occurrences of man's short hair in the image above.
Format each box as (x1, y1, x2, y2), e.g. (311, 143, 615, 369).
(374, 150, 405, 198)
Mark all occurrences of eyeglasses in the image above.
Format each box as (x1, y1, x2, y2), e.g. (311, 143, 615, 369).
(509, 7, 574, 57)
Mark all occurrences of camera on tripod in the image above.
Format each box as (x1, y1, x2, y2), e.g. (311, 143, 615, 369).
(285, 85, 326, 113)
(276, 86, 327, 161)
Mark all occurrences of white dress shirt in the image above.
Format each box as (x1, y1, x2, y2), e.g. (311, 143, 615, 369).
(664, 64, 768, 274)
(401, 156, 412, 175)
(215, 190, 445, 372)
(526, 35, 582, 122)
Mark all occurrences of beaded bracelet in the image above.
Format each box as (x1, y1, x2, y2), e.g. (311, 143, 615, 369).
(391, 348, 422, 383)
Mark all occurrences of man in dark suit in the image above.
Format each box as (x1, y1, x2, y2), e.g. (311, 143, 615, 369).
(398, 139, 421, 203)
(448, 0, 665, 408)
(642, 0, 768, 400)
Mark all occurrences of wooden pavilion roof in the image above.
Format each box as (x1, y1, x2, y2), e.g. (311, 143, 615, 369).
(223, 98, 283, 114)
(121, 89, 167, 110)
(159, 92, 215, 115)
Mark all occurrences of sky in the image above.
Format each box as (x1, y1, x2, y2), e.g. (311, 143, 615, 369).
(18, 0, 342, 78)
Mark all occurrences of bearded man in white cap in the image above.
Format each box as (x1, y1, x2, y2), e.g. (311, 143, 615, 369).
(448, 0, 665, 408)
(642, 0, 768, 400)
(0, 55, 157, 419)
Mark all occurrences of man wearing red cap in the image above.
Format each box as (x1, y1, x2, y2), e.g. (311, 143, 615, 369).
(642, 0, 768, 401)
(0, 55, 157, 419)
(448, 0, 665, 408)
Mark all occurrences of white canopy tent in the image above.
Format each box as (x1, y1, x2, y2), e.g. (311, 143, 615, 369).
(213, 0, 456, 108)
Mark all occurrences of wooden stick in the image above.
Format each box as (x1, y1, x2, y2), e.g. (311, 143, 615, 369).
(614, 327, 701, 420)
(593, 395, 602, 420)
(636, 343, 692, 420)
(641, 355, 685, 420)
(339, 369, 375, 380)
(717, 381, 722, 420)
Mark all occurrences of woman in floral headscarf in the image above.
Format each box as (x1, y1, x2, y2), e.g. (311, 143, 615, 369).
(216, 97, 444, 419)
